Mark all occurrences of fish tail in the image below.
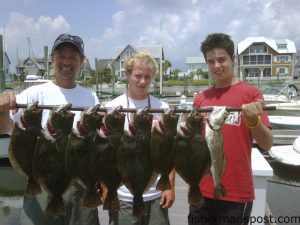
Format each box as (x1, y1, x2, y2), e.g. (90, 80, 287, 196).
(45, 195, 65, 216)
(188, 184, 203, 204)
(156, 174, 171, 191)
(103, 190, 120, 212)
(82, 186, 101, 208)
(133, 195, 146, 216)
(25, 177, 42, 196)
(213, 183, 226, 199)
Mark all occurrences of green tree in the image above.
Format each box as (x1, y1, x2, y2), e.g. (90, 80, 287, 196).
(201, 71, 209, 79)
(172, 68, 181, 80)
(189, 71, 196, 79)
(162, 60, 172, 81)
(98, 67, 112, 84)
(195, 69, 203, 80)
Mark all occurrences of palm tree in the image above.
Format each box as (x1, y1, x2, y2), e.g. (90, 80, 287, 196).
(195, 69, 203, 80)
(162, 60, 172, 80)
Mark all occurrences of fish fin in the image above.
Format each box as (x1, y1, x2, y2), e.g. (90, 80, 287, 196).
(144, 172, 158, 192)
(25, 177, 42, 196)
(188, 184, 203, 204)
(45, 195, 65, 216)
(221, 154, 227, 176)
(156, 174, 171, 191)
(82, 186, 101, 208)
(103, 190, 120, 212)
(213, 183, 226, 199)
(133, 195, 147, 216)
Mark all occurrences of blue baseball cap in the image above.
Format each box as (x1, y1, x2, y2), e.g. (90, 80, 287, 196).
(52, 34, 84, 56)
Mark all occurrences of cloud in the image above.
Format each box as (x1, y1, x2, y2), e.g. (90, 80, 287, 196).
(73, 0, 300, 71)
(2, 0, 300, 74)
(1, 11, 70, 71)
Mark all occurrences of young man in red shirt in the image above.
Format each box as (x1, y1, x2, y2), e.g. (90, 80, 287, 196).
(190, 33, 273, 225)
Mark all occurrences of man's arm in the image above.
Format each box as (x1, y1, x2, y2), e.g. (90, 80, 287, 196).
(0, 92, 16, 134)
(242, 101, 273, 151)
(248, 117, 273, 151)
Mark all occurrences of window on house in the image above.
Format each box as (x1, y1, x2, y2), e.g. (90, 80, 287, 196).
(250, 55, 256, 64)
(126, 50, 133, 57)
(249, 44, 267, 53)
(276, 55, 290, 62)
(248, 68, 260, 77)
(277, 67, 288, 75)
(276, 39, 288, 50)
(279, 68, 285, 74)
(243, 56, 249, 65)
(265, 55, 271, 64)
(277, 44, 287, 49)
(243, 55, 271, 65)
(257, 55, 264, 64)
(263, 68, 271, 77)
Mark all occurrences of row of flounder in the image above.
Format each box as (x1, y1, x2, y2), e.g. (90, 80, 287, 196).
(8, 103, 228, 217)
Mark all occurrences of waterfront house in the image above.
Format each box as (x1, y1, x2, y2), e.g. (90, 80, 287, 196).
(185, 56, 208, 80)
(96, 44, 163, 80)
(237, 37, 297, 81)
(15, 57, 52, 78)
(15, 56, 91, 81)
(293, 50, 300, 80)
(186, 56, 208, 73)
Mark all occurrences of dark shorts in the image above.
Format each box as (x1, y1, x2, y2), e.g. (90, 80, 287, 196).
(188, 198, 253, 225)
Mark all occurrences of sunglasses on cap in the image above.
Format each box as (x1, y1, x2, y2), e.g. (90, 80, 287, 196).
(53, 34, 84, 55)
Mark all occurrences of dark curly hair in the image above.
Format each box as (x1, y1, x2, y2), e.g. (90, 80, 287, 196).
(201, 33, 234, 60)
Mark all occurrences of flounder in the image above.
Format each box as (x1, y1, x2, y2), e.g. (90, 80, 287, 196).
(8, 101, 43, 196)
(32, 104, 74, 215)
(117, 107, 157, 216)
(65, 104, 103, 208)
(150, 108, 179, 191)
(90, 106, 125, 212)
(173, 110, 211, 204)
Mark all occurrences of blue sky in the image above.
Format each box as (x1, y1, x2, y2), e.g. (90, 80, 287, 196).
(1, 0, 300, 72)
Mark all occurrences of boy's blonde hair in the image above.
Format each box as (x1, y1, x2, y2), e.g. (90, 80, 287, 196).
(125, 51, 157, 76)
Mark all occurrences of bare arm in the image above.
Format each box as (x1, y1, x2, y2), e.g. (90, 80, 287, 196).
(242, 101, 273, 151)
(0, 91, 16, 134)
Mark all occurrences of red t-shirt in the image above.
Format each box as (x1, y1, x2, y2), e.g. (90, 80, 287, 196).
(193, 81, 271, 203)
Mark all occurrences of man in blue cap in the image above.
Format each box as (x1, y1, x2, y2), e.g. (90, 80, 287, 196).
(0, 33, 100, 225)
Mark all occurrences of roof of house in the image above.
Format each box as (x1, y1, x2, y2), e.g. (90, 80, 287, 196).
(238, 37, 297, 54)
(186, 56, 206, 64)
(113, 45, 163, 59)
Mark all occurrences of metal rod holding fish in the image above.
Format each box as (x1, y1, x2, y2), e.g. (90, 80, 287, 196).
(15, 103, 276, 113)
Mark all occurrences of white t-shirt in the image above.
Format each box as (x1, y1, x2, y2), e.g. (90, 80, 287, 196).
(11, 81, 99, 130)
(105, 93, 169, 202)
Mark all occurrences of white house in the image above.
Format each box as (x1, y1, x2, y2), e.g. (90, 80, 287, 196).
(186, 56, 208, 74)
(237, 37, 297, 80)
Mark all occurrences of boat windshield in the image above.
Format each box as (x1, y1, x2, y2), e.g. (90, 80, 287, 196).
(24, 79, 51, 89)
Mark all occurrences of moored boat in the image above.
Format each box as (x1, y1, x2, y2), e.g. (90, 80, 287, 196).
(269, 115, 300, 130)
(268, 145, 300, 167)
